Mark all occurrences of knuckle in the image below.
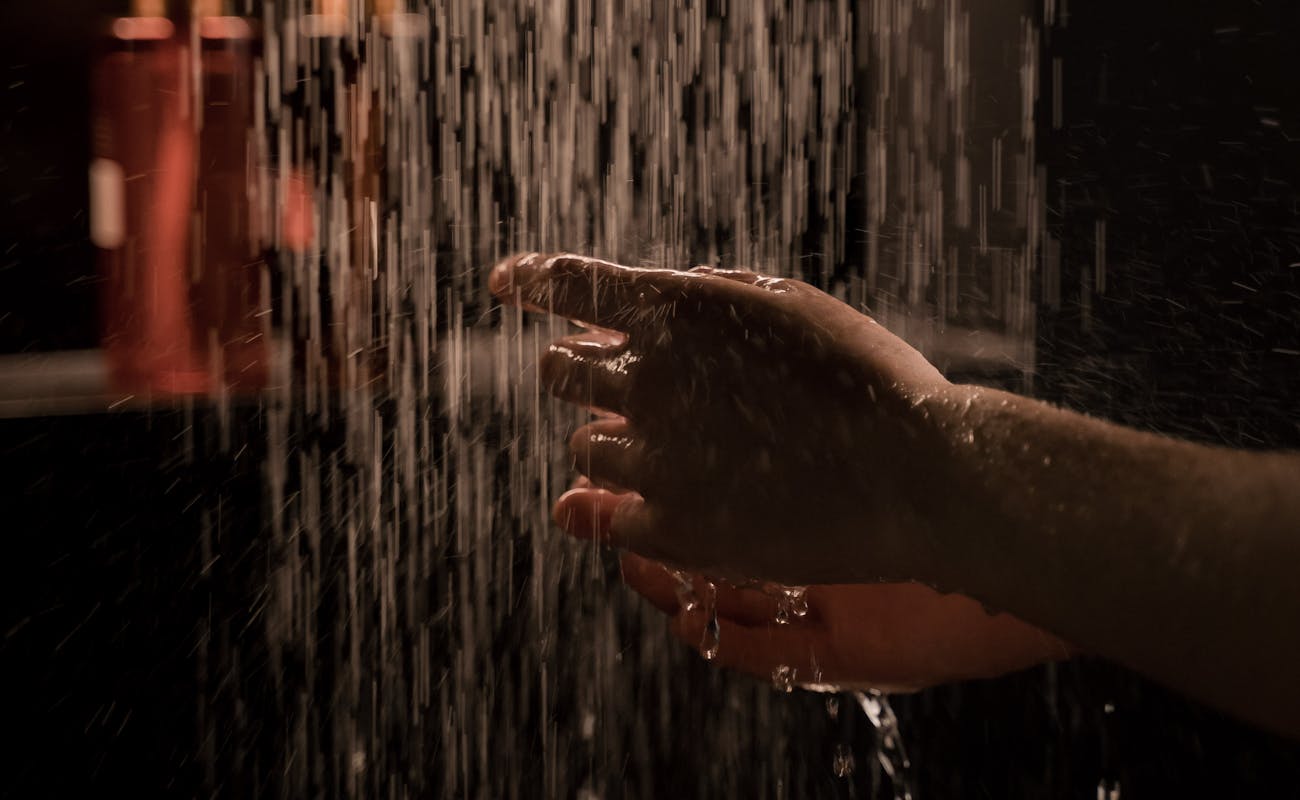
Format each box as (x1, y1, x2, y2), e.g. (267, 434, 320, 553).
(546, 254, 587, 279)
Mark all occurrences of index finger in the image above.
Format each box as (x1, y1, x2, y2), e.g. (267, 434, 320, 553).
(490, 252, 703, 331)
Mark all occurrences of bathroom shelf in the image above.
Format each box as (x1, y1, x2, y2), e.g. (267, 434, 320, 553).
(0, 349, 134, 419)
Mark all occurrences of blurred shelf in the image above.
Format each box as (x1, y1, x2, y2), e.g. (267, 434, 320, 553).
(0, 349, 164, 419)
(0, 322, 1031, 420)
(1, 349, 104, 418)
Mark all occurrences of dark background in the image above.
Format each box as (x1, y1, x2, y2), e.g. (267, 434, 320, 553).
(3, 0, 1300, 797)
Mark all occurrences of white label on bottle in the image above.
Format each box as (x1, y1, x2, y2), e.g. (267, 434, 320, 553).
(89, 158, 126, 249)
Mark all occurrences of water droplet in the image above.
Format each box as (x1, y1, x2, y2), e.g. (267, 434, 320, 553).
(854, 691, 913, 798)
(832, 744, 855, 777)
(784, 586, 809, 618)
(771, 664, 795, 692)
(826, 696, 840, 720)
(671, 569, 698, 611)
(700, 580, 720, 660)
(767, 583, 810, 624)
(700, 615, 720, 661)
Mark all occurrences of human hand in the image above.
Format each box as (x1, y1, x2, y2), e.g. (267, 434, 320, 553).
(491, 253, 958, 586)
(619, 551, 1075, 692)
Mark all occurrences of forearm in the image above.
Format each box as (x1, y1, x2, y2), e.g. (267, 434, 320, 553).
(921, 385, 1300, 736)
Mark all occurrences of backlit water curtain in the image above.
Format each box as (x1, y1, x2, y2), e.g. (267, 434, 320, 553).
(91, 0, 1043, 795)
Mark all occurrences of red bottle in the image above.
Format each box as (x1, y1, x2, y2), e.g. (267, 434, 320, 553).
(91, 0, 270, 396)
(195, 1, 269, 392)
(91, 0, 208, 395)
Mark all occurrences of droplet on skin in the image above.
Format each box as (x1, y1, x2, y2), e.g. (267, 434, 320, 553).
(700, 614, 720, 661)
(670, 569, 698, 611)
(786, 587, 809, 616)
(699, 580, 720, 660)
(771, 664, 795, 692)
(832, 743, 855, 777)
(765, 583, 810, 624)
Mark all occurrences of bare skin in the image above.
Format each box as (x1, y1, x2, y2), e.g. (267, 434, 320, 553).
(620, 550, 1074, 692)
(491, 252, 1300, 738)
(561, 476, 1074, 691)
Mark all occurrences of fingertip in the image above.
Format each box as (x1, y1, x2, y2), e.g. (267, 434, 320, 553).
(566, 425, 590, 462)
(489, 251, 542, 299)
(552, 489, 578, 531)
(538, 344, 567, 394)
(552, 486, 623, 541)
(552, 487, 592, 536)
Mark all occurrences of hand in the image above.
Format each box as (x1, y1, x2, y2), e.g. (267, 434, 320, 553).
(490, 253, 956, 586)
(619, 551, 1075, 692)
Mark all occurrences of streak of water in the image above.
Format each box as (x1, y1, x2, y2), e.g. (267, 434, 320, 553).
(181, 0, 1045, 795)
(855, 689, 915, 800)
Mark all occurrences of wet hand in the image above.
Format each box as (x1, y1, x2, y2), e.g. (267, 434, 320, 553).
(491, 252, 954, 586)
(620, 552, 1074, 692)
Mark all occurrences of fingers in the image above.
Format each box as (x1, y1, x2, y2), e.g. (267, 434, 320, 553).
(672, 608, 825, 682)
(540, 331, 635, 414)
(713, 582, 787, 627)
(552, 486, 627, 541)
(619, 553, 790, 627)
(606, 493, 672, 560)
(491, 252, 694, 331)
(568, 418, 651, 492)
(552, 488, 676, 563)
(618, 553, 681, 615)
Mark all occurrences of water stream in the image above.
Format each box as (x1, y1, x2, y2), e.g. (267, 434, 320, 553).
(178, 0, 1046, 795)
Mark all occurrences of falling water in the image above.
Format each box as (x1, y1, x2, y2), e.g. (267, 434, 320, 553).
(187, 0, 1045, 795)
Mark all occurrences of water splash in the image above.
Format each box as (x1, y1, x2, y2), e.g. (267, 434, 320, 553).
(700, 580, 720, 661)
(173, 0, 1048, 795)
(760, 582, 810, 625)
(832, 743, 856, 778)
(854, 690, 914, 800)
(671, 569, 699, 612)
(771, 664, 796, 693)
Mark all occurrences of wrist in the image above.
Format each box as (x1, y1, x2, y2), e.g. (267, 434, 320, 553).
(895, 382, 1000, 591)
